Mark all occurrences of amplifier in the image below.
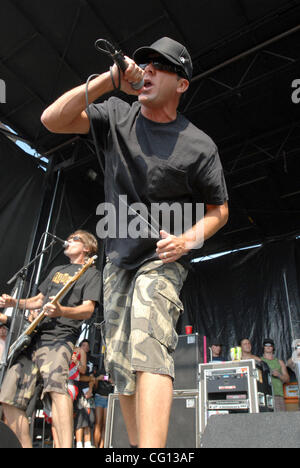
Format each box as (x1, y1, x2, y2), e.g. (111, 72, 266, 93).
(104, 390, 199, 448)
(208, 400, 249, 410)
(205, 366, 251, 393)
(199, 360, 274, 434)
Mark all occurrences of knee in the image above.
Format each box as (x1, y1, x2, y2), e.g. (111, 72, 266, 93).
(50, 391, 60, 403)
(50, 391, 69, 407)
(1, 403, 14, 419)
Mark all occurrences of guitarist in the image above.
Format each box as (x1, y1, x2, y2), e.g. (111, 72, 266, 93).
(0, 230, 101, 448)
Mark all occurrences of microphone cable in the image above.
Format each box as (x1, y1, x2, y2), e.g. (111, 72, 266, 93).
(84, 39, 126, 174)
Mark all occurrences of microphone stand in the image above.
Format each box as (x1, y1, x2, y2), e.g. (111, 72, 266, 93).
(0, 240, 56, 389)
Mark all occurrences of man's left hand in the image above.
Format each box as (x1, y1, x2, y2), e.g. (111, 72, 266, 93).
(156, 230, 188, 263)
(43, 297, 63, 318)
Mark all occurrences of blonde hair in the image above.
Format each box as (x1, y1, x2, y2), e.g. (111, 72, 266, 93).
(70, 230, 98, 257)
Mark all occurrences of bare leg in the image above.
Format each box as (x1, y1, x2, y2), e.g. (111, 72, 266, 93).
(2, 403, 32, 448)
(83, 426, 92, 446)
(76, 427, 83, 446)
(99, 408, 107, 448)
(94, 406, 104, 448)
(51, 392, 73, 448)
(119, 393, 138, 447)
(119, 372, 173, 448)
(136, 372, 173, 448)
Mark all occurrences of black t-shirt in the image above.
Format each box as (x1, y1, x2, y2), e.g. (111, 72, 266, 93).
(38, 263, 101, 345)
(88, 97, 228, 270)
(94, 362, 114, 396)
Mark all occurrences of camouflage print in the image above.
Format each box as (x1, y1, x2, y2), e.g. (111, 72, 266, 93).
(103, 259, 188, 395)
(0, 341, 73, 411)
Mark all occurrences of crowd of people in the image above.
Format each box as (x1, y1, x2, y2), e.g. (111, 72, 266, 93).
(42, 338, 114, 449)
(209, 337, 294, 411)
(71, 339, 114, 449)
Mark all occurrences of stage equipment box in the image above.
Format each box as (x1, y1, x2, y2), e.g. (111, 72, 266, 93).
(199, 360, 274, 435)
(173, 333, 205, 390)
(104, 390, 200, 448)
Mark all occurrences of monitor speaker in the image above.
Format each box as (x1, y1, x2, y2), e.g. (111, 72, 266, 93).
(200, 412, 300, 448)
(105, 390, 199, 448)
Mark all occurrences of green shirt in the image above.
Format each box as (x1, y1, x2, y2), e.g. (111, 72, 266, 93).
(261, 357, 284, 397)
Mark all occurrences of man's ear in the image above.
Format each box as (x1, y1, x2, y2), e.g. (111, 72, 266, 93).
(177, 78, 189, 95)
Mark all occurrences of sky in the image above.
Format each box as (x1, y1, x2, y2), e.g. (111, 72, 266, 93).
(3, 124, 48, 168)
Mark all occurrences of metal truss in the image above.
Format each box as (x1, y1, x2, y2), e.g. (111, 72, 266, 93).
(221, 121, 300, 180)
(184, 24, 300, 114)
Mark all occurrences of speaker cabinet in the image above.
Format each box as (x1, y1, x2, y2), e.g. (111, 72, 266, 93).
(173, 333, 204, 390)
(105, 390, 199, 448)
(200, 412, 300, 448)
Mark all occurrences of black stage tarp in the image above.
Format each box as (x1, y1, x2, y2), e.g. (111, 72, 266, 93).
(181, 238, 300, 361)
(0, 134, 45, 294)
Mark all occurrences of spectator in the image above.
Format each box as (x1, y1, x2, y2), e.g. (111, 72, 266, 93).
(240, 338, 261, 362)
(74, 340, 96, 448)
(261, 338, 289, 411)
(209, 340, 225, 362)
(93, 363, 114, 449)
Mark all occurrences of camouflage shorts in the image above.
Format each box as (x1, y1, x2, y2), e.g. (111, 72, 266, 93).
(0, 341, 73, 411)
(103, 259, 188, 395)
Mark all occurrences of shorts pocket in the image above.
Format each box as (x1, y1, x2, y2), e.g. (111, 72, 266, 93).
(148, 281, 184, 353)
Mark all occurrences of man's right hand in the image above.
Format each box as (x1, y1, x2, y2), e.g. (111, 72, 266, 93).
(0, 294, 16, 309)
(111, 57, 144, 96)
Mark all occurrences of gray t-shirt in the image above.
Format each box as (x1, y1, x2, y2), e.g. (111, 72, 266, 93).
(88, 97, 228, 270)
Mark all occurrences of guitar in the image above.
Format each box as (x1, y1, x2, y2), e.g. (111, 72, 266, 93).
(7, 255, 98, 364)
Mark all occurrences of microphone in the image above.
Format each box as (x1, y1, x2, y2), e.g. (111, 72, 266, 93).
(111, 49, 144, 90)
(46, 232, 69, 248)
(94, 39, 144, 90)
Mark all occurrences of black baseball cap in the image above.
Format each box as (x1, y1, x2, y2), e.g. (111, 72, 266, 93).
(133, 37, 193, 82)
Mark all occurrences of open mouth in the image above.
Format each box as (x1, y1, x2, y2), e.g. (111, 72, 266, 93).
(143, 79, 153, 90)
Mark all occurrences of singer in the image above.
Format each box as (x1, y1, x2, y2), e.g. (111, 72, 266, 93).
(0, 230, 101, 448)
(41, 37, 229, 448)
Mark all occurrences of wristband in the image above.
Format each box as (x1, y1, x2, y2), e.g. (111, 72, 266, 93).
(110, 66, 121, 91)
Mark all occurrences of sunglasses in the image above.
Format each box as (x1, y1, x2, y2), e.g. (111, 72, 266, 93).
(138, 60, 186, 79)
(68, 235, 84, 243)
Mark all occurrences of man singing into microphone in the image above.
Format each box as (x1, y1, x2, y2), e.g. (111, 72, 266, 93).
(0, 230, 101, 448)
(41, 37, 229, 448)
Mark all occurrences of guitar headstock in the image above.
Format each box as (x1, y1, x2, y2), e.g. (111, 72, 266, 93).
(89, 255, 98, 265)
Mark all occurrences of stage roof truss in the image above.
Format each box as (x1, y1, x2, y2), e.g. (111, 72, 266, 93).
(0, 0, 300, 255)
